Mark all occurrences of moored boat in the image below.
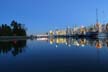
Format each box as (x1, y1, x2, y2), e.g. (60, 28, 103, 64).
(86, 32, 98, 38)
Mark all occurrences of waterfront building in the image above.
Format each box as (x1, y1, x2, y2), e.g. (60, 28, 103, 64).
(66, 26, 71, 36)
(79, 26, 86, 35)
(47, 22, 108, 37)
(70, 28, 74, 35)
(55, 29, 66, 36)
(106, 23, 108, 32)
(101, 24, 106, 33)
(73, 27, 79, 35)
(95, 23, 102, 32)
(49, 30, 54, 36)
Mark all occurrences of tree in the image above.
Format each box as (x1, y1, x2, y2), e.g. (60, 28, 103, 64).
(10, 20, 27, 36)
(0, 20, 27, 36)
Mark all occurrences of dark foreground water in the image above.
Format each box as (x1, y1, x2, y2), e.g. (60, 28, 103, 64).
(1, 38, 108, 72)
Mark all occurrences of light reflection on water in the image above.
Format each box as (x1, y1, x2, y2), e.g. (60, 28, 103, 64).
(0, 38, 108, 72)
(37, 37, 108, 49)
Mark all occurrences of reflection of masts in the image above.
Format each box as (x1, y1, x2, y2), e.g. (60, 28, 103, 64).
(96, 40, 101, 64)
(96, 48, 101, 64)
(55, 43, 58, 48)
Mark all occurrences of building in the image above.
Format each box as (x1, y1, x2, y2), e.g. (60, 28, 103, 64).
(106, 23, 108, 32)
(95, 23, 102, 32)
(49, 30, 54, 36)
(55, 29, 66, 36)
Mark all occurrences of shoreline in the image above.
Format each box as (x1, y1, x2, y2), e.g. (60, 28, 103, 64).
(0, 36, 30, 39)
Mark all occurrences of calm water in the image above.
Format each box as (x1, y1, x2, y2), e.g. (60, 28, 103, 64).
(1, 38, 108, 72)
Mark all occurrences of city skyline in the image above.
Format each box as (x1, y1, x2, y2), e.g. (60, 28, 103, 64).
(0, 0, 108, 35)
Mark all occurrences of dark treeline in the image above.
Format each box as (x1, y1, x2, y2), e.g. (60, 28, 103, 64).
(0, 20, 27, 36)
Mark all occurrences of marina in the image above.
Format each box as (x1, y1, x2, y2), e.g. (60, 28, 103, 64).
(1, 0, 108, 72)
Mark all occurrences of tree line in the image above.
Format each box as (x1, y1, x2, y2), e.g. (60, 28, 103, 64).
(0, 20, 27, 36)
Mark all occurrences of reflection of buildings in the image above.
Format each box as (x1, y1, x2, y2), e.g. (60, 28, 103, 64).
(79, 39, 87, 47)
(0, 40, 27, 56)
(36, 38, 48, 41)
(49, 38, 55, 44)
(95, 40, 102, 48)
(56, 38, 66, 44)
(48, 37, 108, 48)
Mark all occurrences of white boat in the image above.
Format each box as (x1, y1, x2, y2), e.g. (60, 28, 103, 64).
(98, 33, 107, 38)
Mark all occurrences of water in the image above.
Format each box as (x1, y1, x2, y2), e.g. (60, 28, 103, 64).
(0, 38, 108, 72)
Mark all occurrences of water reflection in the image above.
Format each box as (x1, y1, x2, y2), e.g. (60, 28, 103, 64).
(0, 40, 27, 56)
(1, 38, 108, 72)
(42, 37, 108, 48)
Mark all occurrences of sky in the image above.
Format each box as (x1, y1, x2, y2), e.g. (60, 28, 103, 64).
(0, 0, 108, 35)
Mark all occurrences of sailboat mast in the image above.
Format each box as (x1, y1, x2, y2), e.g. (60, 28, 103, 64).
(96, 8, 98, 24)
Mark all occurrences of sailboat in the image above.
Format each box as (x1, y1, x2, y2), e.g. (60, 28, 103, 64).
(85, 9, 99, 38)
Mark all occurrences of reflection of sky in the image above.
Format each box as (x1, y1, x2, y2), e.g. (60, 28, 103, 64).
(1, 39, 108, 71)
(21, 40, 108, 71)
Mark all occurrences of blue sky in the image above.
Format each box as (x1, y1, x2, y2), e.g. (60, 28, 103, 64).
(0, 0, 108, 35)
